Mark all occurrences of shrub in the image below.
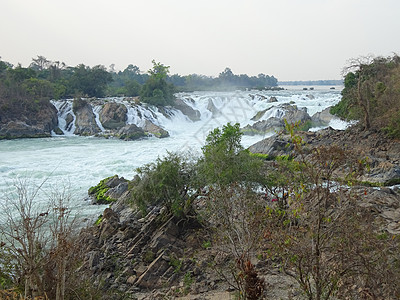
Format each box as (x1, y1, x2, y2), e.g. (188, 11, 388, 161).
(130, 152, 195, 217)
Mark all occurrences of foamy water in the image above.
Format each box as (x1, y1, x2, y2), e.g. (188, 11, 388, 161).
(0, 88, 346, 221)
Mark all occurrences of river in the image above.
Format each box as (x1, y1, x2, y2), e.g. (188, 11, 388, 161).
(0, 87, 346, 221)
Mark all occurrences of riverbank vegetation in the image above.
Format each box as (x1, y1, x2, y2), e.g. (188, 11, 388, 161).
(331, 54, 400, 137)
(127, 123, 400, 299)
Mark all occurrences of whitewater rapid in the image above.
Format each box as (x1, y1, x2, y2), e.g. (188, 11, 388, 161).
(0, 87, 345, 222)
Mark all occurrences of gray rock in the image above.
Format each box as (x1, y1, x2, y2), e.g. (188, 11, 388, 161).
(311, 107, 335, 126)
(248, 134, 293, 156)
(0, 100, 58, 139)
(99, 102, 128, 130)
(136, 251, 170, 288)
(173, 98, 201, 121)
(243, 104, 311, 135)
(268, 96, 278, 103)
(117, 124, 145, 141)
(143, 120, 169, 138)
(73, 98, 101, 135)
(207, 99, 220, 116)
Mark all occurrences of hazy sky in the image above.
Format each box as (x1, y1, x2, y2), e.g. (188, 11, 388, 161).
(2, 0, 400, 81)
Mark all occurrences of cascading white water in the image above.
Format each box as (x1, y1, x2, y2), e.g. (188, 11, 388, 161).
(2, 87, 346, 221)
(51, 100, 76, 135)
(92, 105, 106, 132)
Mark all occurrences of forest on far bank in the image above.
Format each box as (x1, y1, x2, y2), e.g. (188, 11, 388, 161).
(0, 56, 278, 102)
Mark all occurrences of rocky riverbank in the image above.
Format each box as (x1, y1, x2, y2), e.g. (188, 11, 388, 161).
(77, 126, 400, 299)
(249, 126, 400, 185)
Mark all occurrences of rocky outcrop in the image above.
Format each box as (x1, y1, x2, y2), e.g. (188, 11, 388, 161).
(143, 120, 169, 138)
(73, 98, 101, 135)
(99, 102, 127, 130)
(207, 99, 220, 116)
(268, 96, 278, 103)
(116, 124, 146, 141)
(242, 104, 311, 135)
(78, 166, 400, 299)
(0, 98, 58, 139)
(249, 126, 400, 185)
(311, 107, 335, 126)
(173, 98, 201, 121)
(78, 195, 204, 298)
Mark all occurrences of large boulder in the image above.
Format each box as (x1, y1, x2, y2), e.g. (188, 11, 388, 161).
(242, 117, 283, 136)
(0, 98, 58, 139)
(248, 133, 294, 156)
(311, 107, 335, 126)
(173, 98, 201, 121)
(73, 98, 101, 135)
(243, 104, 311, 135)
(283, 104, 311, 125)
(207, 99, 220, 116)
(143, 120, 169, 138)
(99, 102, 128, 130)
(117, 124, 146, 141)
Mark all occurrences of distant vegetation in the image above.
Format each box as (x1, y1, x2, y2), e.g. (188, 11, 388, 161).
(331, 54, 400, 137)
(279, 79, 343, 86)
(0, 56, 278, 107)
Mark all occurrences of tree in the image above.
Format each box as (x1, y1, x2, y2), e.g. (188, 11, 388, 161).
(68, 64, 113, 97)
(140, 60, 175, 106)
(197, 123, 264, 187)
(196, 123, 266, 299)
(30, 55, 50, 71)
(332, 54, 400, 133)
(0, 179, 83, 299)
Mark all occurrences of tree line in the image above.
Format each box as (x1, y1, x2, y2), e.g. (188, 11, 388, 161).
(0, 56, 278, 103)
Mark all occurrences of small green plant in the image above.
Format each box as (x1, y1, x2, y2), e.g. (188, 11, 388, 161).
(202, 240, 211, 249)
(143, 250, 155, 263)
(94, 214, 103, 225)
(183, 271, 194, 294)
(169, 256, 183, 274)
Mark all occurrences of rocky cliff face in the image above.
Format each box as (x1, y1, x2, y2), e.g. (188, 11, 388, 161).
(80, 176, 209, 299)
(0, 98, 58, 139)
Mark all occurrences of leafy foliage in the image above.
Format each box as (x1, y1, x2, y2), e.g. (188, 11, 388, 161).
(140, 60, 175, 106)
(197, 123, 264, 187)
(130, 152, 194, 217)
(331, 54, 400, 136)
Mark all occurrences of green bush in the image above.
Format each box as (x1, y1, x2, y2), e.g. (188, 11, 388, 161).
(196, 123, 265, 187)
(130, 152, 194, 217)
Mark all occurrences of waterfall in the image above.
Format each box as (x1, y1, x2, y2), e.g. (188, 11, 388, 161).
(92, 105, 106, 132)
(50, 89, 345, 138)
(51, 100, 76, 135)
